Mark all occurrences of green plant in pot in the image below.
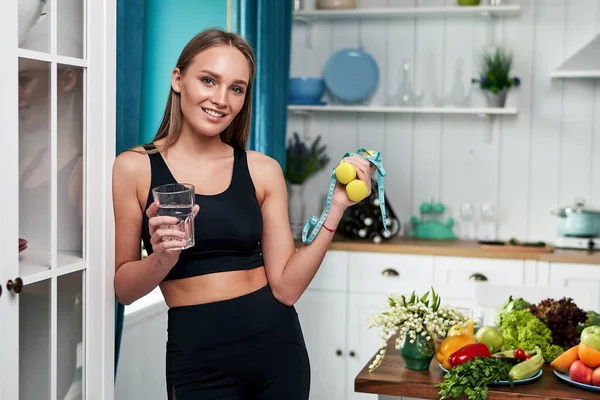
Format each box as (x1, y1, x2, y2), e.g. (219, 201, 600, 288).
(367, 288, 468, 372)
(472, 47, 520, 108)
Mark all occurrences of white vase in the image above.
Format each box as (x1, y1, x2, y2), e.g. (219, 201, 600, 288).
(288, 184, 305, 239)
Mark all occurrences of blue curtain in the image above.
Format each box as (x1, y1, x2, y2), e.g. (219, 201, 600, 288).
(115, 0, 146, 376)
(234, 0, 293, 168)
(116, 0, 146, 155)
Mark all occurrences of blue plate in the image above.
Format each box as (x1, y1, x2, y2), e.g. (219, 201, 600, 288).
(554, 370, 600, 392)
(323, 48, 379, 102)
(438, 363, 542, 386)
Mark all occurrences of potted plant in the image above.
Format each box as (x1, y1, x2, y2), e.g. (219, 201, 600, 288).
(285, 132, 330, 237)
(367, 288, 468, 372)
(472, 47, 520, 108)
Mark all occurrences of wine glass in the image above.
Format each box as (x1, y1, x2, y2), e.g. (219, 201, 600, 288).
(460, 203, 474, 239)
(480, 203, 496, 240)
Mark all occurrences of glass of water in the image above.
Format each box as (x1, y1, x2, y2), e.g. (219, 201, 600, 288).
(152, 183, 195, 250)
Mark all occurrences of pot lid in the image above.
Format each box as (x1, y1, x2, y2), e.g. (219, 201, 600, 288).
(556, 198, 600, 215)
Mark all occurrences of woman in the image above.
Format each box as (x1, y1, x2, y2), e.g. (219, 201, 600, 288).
(112, 28, 373, 399)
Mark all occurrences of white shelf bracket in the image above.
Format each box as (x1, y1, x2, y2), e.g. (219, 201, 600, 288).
(293, 16, 314, 49)
(477, 113, 498, 144)
(288, 109, 314, 139)
(302, 112, 312, 139)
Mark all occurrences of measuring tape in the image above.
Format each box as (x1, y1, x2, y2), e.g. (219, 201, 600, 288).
(302, 148, 388, 245)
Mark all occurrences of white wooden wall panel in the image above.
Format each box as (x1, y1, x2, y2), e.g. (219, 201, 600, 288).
(288, 0, 600, 243)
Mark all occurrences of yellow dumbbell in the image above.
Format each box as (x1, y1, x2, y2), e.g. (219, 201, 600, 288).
(335, 150, 375, 202)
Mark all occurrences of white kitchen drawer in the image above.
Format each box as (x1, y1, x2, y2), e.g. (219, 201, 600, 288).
(546, 263, 600, 312)
(433, 256, 526, 307)
(309, 250, 349, 292)
(348, 252, 434, 295)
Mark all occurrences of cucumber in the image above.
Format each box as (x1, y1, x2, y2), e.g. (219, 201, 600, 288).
(508, 346, 543, 380)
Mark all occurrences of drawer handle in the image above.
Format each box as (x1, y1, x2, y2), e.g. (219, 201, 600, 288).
(469, 273, 488, 282)
(349, 350, 356, 358)
(336, 349, 343, 356)
(381, 268, 399, 277)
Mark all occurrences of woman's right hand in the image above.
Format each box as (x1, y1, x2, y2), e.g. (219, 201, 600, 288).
(146, 201, 199, 270)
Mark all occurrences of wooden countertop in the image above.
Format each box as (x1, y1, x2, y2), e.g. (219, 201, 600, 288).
(295, 236, 600, 265)
(354, 337, 599, 400)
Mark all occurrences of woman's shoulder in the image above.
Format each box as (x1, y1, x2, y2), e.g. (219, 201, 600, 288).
(246, 150, 283, 177)
(113, 145, 151, 183)
(246, 150, 280, 169)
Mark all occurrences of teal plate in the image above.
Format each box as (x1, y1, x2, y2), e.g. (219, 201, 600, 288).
(554, 370, 600, 392)
(438, 363, 542, 386)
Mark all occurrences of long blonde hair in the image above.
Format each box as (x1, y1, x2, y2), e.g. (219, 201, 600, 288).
(152, 28, 256, 151)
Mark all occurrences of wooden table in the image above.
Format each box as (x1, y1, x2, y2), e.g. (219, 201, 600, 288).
(354, 338, 599, 400)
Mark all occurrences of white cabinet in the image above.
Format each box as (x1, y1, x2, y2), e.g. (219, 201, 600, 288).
(544, 262, 600, 312)
(433, 256, 529, 311)
(296, 251, 350, 399)
(346, 292, 395, 400)
(0, 0, 115, 399)
(297, 289, 349, 399)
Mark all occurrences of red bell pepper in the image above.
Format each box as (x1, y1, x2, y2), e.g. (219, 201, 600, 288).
(448, 342, 491, 367)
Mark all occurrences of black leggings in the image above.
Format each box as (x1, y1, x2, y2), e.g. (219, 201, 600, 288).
(165, 285, 310, 399)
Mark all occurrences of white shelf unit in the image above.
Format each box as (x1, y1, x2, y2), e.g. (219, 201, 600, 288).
(290, 4, 522, 142)
(552, 34, 600, 79)
(293, 5, 521, 22)
(287, 105, 518, 116)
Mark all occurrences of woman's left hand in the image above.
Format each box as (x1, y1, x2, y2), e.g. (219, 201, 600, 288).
(330, 155, 376, 212)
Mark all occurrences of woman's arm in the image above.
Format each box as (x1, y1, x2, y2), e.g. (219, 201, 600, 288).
(252, 152, 373, 306)
(112, 150, 188, 305)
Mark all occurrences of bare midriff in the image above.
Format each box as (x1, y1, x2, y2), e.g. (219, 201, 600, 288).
(159, 266, 268, 307)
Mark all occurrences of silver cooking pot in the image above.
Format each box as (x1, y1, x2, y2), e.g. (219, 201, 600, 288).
(551, 198, 600, 238)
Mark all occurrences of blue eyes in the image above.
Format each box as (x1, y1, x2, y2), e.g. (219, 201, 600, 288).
(200, 77, 244, 94)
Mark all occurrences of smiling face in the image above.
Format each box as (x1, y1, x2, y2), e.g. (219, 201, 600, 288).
(172, 45, 250, 139)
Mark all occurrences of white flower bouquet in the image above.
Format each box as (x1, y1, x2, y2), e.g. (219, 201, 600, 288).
(367, 288, 468, 372)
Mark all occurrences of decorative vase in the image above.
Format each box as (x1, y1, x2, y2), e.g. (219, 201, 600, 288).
(288, 184, 305, 239)
(398, 333, 436, 371)
(485, 88, 508, 108)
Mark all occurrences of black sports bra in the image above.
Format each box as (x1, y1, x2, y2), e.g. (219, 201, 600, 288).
(140, 143, 264, 281)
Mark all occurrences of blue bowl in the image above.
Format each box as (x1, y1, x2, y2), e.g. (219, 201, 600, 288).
(289, 77, 325, 104)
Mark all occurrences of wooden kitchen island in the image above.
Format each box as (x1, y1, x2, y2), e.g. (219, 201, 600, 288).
(355, 337, 599, 400)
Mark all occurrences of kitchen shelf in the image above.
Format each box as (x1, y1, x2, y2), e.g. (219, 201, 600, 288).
(552, 34, 600, 79)
(287, 104, 518, 116)
(293, 5, 521, 22)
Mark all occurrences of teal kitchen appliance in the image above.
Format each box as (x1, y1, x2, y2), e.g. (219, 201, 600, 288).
(409, 200, 456, 240)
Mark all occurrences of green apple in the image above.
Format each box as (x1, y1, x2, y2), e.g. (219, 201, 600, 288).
(580, 326, 600, 351)
(475, 325, 504, 353)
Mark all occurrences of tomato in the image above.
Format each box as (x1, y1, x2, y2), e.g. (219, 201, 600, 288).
(513, 348, 526, 360)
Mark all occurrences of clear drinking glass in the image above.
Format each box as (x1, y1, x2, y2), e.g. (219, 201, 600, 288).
(152, 183, 195, 250)
(460, 203, 474, 240)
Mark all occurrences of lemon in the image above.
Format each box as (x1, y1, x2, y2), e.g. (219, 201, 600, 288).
(335, 162, 356, 184)
(346, 180, 369, 202)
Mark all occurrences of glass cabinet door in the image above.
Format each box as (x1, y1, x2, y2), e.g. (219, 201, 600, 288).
(2, 1, 89, 399)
